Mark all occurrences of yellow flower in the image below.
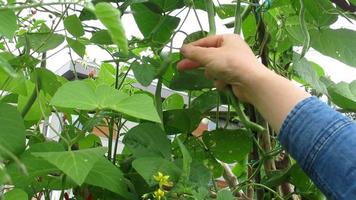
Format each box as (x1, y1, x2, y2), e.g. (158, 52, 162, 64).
(153, 188, 165, 200)
(153, 172, 173, 187)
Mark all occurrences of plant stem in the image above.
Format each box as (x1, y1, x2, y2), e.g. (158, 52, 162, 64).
(216, 95, 220, 129)
(299, 0, 310, 58)
(205, 0, 216, 35)
(59, 175, 67, 200)
(155, 78, 164, 127)
(225, 89, 265, 132)
(234, 0, 242, 34)
(107, 118, 114, 161)
(113, 118, 125, 165)
(21, 83, 39, 118)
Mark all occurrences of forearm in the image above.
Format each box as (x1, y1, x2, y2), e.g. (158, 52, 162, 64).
(236, 64, 310, 133)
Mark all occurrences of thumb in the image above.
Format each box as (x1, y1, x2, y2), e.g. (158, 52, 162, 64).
(180, 44, 216, 66)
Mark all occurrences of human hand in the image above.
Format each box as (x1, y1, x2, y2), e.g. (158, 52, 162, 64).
(177, 34, 267, 102)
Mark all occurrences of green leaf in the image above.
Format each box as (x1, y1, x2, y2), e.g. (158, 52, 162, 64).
(123, 123, 171, 158)
(0, 54, 17, 78)
(191, 90, 219, 113)
(289, 164, 325, 200)
(169, 68, 214, 91)
(66, 37, 86, 58)
(216, 189, 234, 200)
(215, 4, 236, 19)
(131, 61, 157, 86)
(149, 0, 185, 12)
(90, 30, 113, 45)
(0, 103, 26, 159)
(3, 188, 27, 200)
(0, 9, 17, 39)
(17, 81, 52, 121)
(131, 3, 180, 44)
(97, 63, 116, 86)
(172, 135, 223, 178)
(132, 157, 181, 186)
(310, 29, 356, 68)
(63, 15, 85, 37)
(17, 33, 65, 53)
(6, 142, 65, 189)
(50, 80, 161, 122)
(32, 147, 107, 185)
(163, 108, 202, 134)
(162, 93, 184, 111)
(95, 2, 129, 56)
(203, 129, 252, 163)
(189, 160, 211, 188)
(262, 169, 290, 187)
(176, 138, 192, 184)
(291, 0, 337, 27)
(79, 134, 102, 149)
(31, 68, 62, 96)
(292, 54, 327, 94)
(0, 69, 28, 96)
(328, 81, 356, 111)
(79, 7, 97, 21)
(183, 31, 208, 44)
(85, 157, 136, 199)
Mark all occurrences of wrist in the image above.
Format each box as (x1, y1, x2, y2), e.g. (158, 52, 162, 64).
(230, 63, 271, 103)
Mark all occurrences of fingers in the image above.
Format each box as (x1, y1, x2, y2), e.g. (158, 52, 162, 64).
(177, 59, 200, 70)
(180, 45, 216, 65)
(214, 80, 226, 90)
(189, 35, 224, 48)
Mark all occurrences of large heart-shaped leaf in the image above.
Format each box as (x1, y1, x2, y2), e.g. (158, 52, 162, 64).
(203, 129, 252, 163)
(0, 9, 17, 39)
(0, 103, 26, 159)
(328, 81, 356, 111)
(123, 123, 171, 158)
(310, 29, 356, 68)
(85, 157, 136, 199)
(50, 80, 160, 122)
(32, 147, 107, 185)
(6, 142, 65, 189)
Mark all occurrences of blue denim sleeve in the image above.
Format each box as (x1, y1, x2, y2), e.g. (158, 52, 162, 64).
(278, 96, 356, 199)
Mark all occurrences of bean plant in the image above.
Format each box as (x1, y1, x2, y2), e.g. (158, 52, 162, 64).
(0, 0, 356, 200)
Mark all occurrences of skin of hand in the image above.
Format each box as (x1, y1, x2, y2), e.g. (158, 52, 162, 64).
(177, 34, 311, 132)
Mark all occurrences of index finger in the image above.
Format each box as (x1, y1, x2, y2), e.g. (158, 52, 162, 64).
(189, 35, 224, 48)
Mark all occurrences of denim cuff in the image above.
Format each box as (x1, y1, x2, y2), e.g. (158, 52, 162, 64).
(278, 96, 351, 173)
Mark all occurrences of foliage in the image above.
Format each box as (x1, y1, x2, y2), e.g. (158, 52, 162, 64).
(0, 0, 355, 199)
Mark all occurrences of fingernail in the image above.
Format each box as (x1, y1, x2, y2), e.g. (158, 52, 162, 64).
(180, 44, 188, 55)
